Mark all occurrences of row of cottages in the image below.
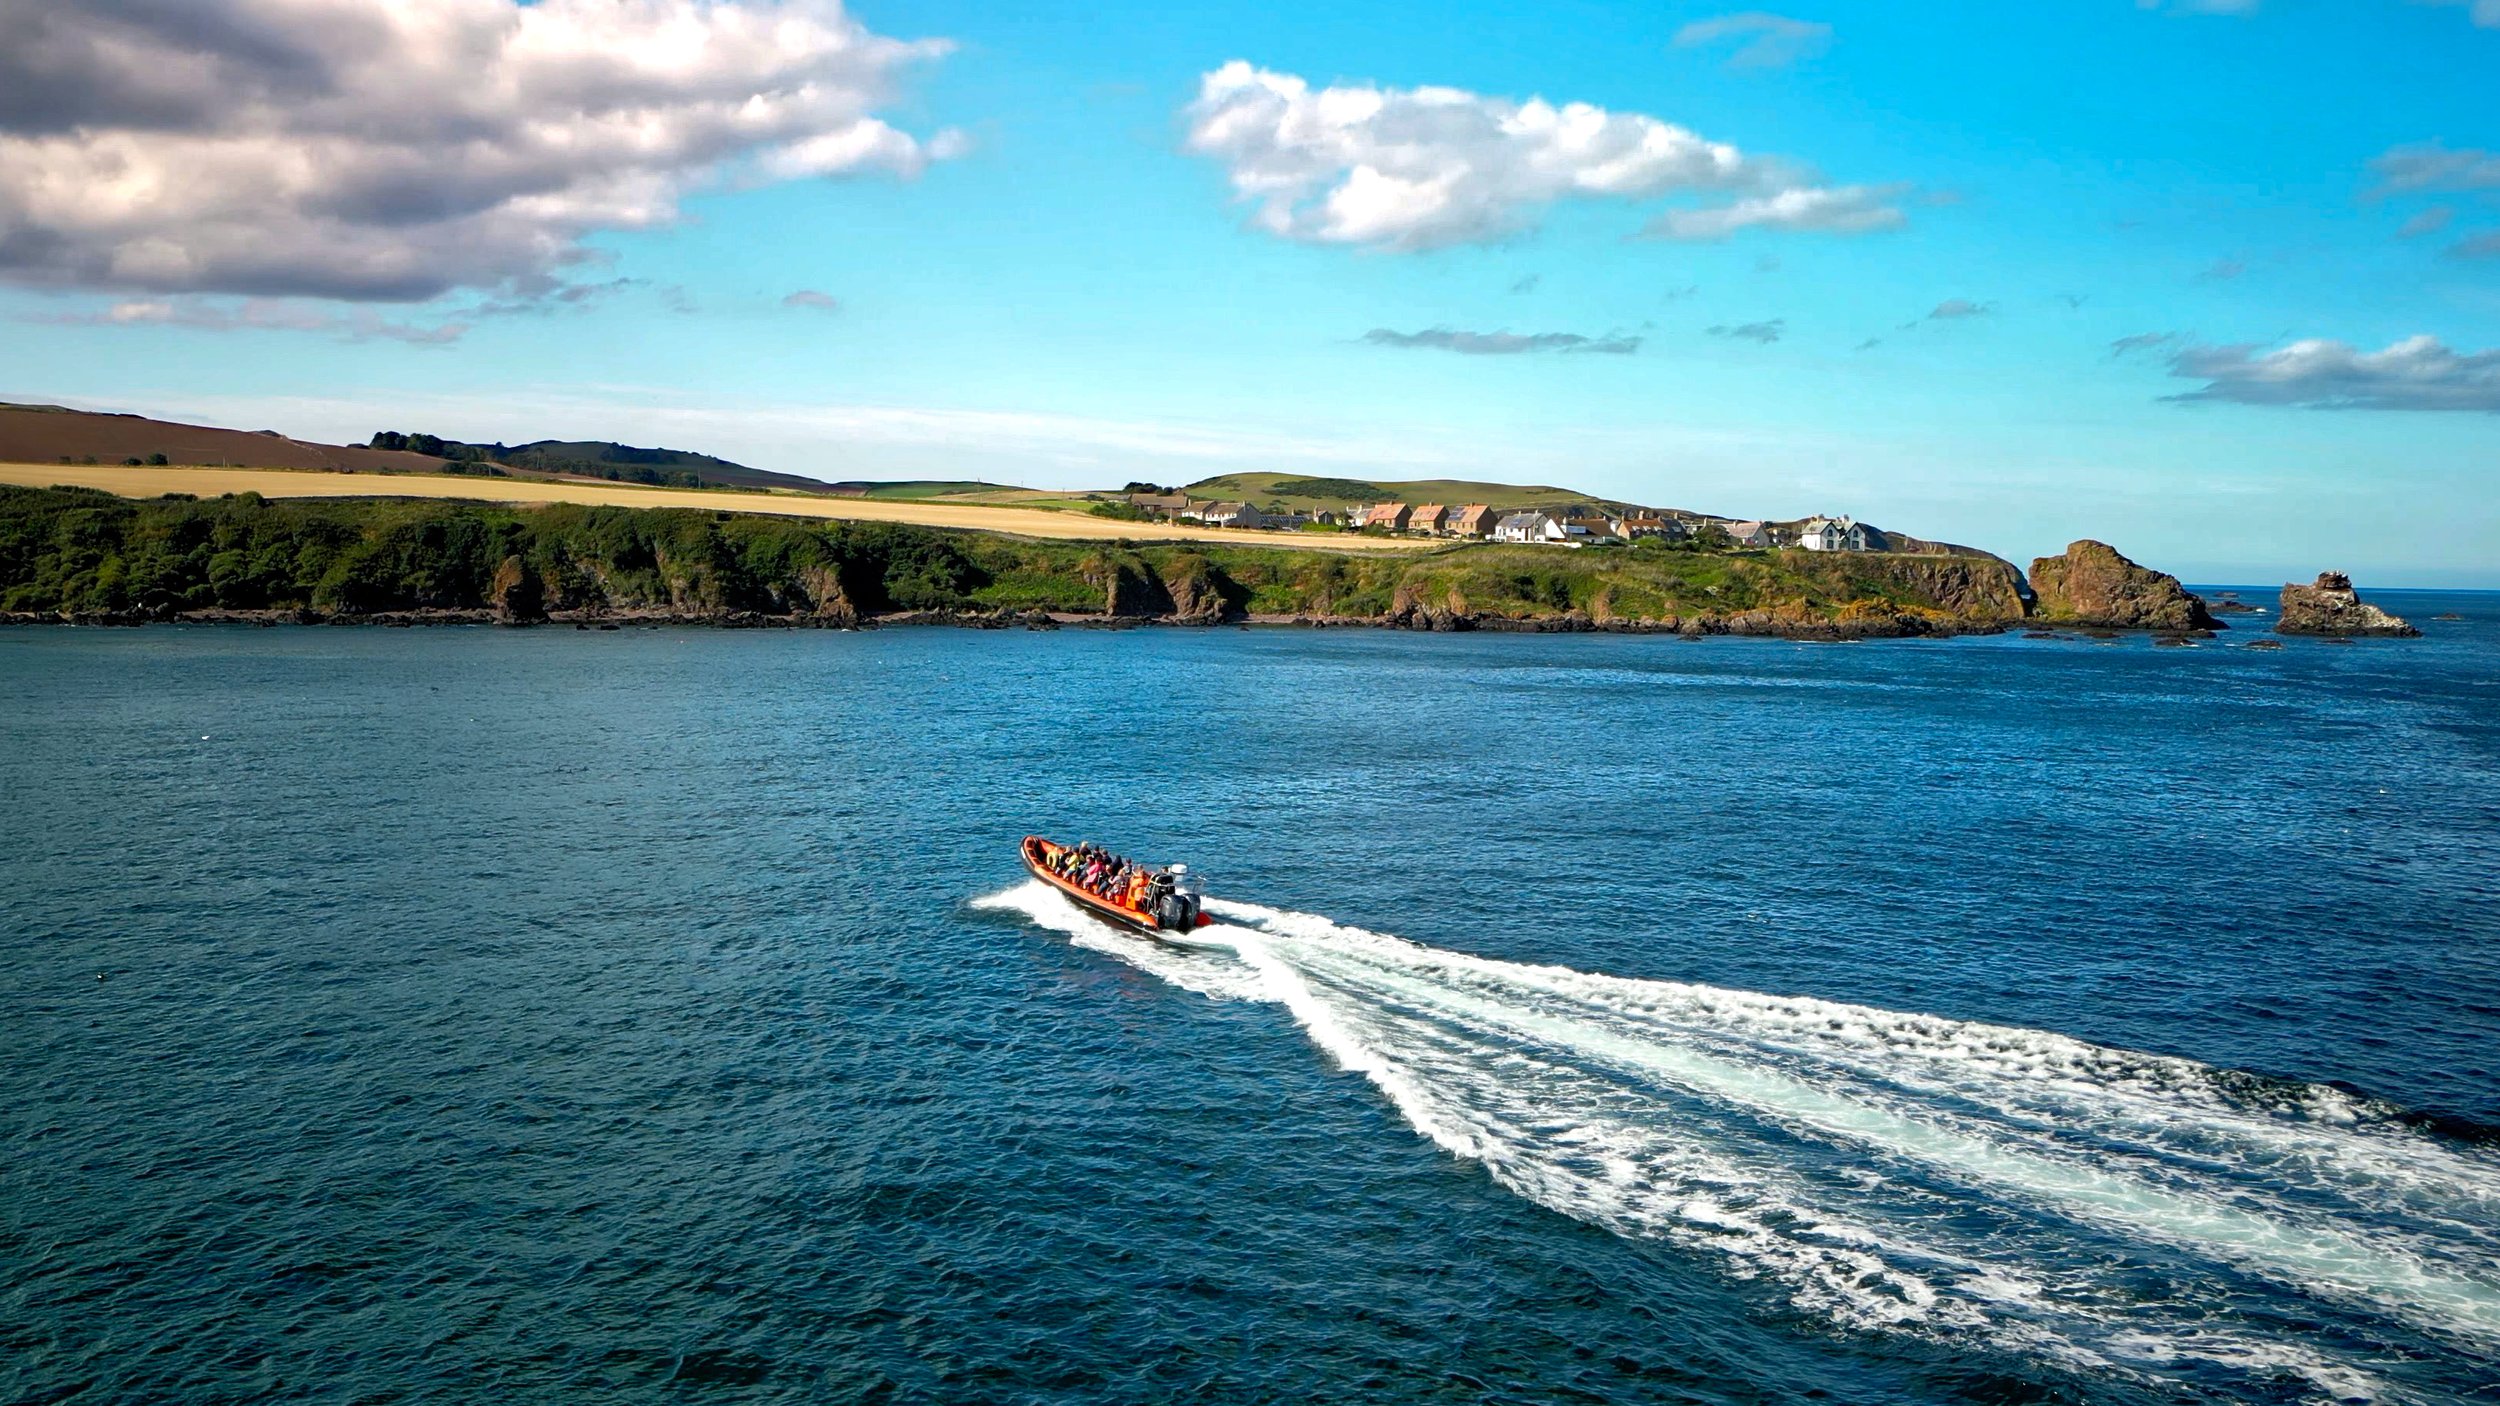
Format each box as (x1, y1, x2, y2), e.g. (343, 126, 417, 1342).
(1700, 516, 1875, 549)
(1491, 512, 1625, 546)
(1353, 503, 1501, 537)
(1127, 492, 1315, 531)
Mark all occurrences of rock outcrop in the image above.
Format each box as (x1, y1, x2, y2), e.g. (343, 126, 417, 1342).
(1094, 555, 1170, 618)
(796, 564, 859, 627)
(2276, 573, 2418, 637)
(487, 555, 544, 623)
(2027, 541, 2218, 631)
(1158, 555, 1236, 624)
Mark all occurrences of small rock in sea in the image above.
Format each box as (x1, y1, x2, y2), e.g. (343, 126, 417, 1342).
(2244, 639, 2283, 650)
(2153, 635, 2193, 647)
(2022, 630, 2060, 640)
(2276, 572, 2418, 637)
(2433, 613, 2464, 621)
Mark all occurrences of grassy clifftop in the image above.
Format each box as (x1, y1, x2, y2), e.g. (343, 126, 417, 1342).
(1178, 472, 1635, 515)
(0, 485, 2027, 636)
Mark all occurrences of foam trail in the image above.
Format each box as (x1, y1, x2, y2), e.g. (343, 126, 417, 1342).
(983, 881, 2500, 1399)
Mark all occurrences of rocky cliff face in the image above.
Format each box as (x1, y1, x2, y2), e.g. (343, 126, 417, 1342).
(2028, 540, 2218, 631)
(2276, 573, 2418, 636)
(487, 556, 543, 623)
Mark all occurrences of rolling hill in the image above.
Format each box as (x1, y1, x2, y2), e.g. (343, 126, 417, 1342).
(493, 440, 839, 493)
(1, 402, 447, 474)
(1179, 472, 1646, 515)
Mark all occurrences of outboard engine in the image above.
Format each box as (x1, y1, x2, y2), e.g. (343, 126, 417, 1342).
(1155, 864, 1202, 931)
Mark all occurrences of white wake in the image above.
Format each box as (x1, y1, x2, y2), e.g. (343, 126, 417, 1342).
(976, 881, 2500, 1400)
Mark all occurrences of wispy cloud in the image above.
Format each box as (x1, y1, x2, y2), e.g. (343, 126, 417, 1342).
(2398, 206, 2457, 239)
(1671, 12, 1835, 69)
(1927, 299, 1991, 320)
(1509, 274, 1542, 294)
(26, 297, 466, 344)
(1645, 184, 1909, 240)
(2164, 335, 2500, 412)
(2110, 331, 2180, 357)
(1362, 327, 1641, 355)
(2448, 230, 2500, 260)
(2197, 257, 2246, 282)
(783, 289, 842, 311)
(2418, 0, 2500, 28)
(1705, 319, 1786, 344)
(2369, 142, 2500, 196)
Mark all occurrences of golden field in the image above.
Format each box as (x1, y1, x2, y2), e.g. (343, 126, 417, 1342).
(0, 463, 1423, 552)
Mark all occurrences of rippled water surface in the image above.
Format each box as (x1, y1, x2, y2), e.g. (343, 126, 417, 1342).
(6, 597, 2498, 1404)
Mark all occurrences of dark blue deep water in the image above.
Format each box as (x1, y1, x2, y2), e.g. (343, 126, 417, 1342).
(6, 593, 2498, 1405)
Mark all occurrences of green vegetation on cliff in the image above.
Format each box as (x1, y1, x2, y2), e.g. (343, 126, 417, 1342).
(0, 485, 2027, 633)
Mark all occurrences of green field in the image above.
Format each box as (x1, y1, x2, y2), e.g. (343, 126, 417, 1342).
(830, 480, 1029, 500)
(1174, 472, 1652, 515)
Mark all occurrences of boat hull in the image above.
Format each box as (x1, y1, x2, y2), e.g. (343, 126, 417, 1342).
(1021, 836, 1210, 933)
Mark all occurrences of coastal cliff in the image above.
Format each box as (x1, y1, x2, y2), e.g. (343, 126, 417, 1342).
(2276, 573, 2418, 636)
(0, 485, 2032, 638)
(2027, 540, 2219, 631)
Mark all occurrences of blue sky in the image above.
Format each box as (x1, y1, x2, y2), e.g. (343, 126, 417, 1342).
(2, 0, 2496, 584)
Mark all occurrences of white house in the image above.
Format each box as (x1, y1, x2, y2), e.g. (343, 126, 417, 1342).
(1795, 515, 1873, 551)
(1493, 511, 1568, 544)
(1720, 520, 1773, 547)
(1199, 502, 1285, 529)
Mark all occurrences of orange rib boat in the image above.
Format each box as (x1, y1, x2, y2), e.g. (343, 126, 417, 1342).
(1022, 835, 1211, 934)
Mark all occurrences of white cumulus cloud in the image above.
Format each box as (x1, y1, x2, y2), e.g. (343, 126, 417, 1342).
(2165, 335, 2500, 412)
(0, 0, 961, 303)
(1181, 60, 1900, 251)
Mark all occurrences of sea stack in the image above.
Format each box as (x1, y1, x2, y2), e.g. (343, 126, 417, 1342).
(2027, 540, 2219, 631)
(2276, 573, 2419, 637)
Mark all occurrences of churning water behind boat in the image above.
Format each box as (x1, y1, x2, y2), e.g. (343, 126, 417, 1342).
(979, 878, 2500, 1403)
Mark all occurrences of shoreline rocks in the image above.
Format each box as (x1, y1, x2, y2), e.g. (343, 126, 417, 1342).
(1, 603, 2016, 640)
(2027, 540, 2221, 632)
(2276, 573, 2418, 637)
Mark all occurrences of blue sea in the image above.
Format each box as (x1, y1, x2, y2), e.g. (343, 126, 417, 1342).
(5, 592, 2498, 1405)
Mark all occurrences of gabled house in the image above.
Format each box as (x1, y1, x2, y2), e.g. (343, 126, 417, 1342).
(1364, 502, 1412, 532)
(1200, 502, 1286, 529)
(1408, 504, 1449, 535)
(1796, 515, 1873, 551)
(1449, 504, 1498, 538)
(1617, 516, 1680, 539)
(1721, 520, 1773, 547)
(1127, 492, 1192, 517)
(1493, 511, 1567, 544)
(1561, 517, 1621, 544)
